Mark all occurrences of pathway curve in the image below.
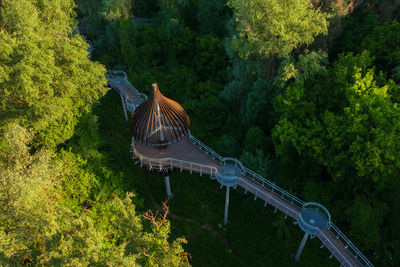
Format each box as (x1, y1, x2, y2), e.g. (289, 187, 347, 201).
(106, 71, 373, 267)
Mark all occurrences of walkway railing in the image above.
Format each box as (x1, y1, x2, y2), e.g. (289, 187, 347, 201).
(329, 223, 374, 267)
(131, 138, 218, 178)
(242, 166, 305, 210)
(238, 177, 302, 218)
(106, 70, 147, 103)
(318, 229, 354, 267)
(189, 133, 223, 163)
(120, 75, 373, 267)
(188, 133, 371, 266)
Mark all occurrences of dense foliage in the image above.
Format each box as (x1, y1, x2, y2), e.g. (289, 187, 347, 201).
(0, 0, 188, 265)
(1, 0, 400, 266)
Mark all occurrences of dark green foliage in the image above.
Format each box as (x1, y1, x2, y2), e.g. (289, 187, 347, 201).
(2, 0, 400, 266)
(361, 20, 400, 77)
(196, 0, 230, 37)
(217, 134, 241, 158)
(243, 126, 267, 153)
(0, 1, 189, 265)
(330, 8, 380, 58)
(272, 51, 400, 263)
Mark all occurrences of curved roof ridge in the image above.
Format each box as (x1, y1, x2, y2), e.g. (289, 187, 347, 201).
(130, 84, 190, 146)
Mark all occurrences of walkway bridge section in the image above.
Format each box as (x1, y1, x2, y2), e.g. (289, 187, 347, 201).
(131, 133, 373, 267)
(105, 71, 373, 267)
(106, 70, 147, 120)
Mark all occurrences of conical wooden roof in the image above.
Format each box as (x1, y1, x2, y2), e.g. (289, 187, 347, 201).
(130, 84, 190, 146)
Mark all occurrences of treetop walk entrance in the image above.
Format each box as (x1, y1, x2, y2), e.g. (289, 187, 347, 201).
(107, 71, 373, 267)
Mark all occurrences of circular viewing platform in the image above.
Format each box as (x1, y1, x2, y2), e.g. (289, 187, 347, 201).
(298, 202, 331, 235)
(216, 158, 243, 187)
(131, 136, 221, 175)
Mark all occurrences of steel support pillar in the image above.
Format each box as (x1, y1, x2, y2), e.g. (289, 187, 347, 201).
(120, 93, 128, 121)
(165, 176, 171, 197)
(224, 186, 230, 225)
(295, 232, 309, 262)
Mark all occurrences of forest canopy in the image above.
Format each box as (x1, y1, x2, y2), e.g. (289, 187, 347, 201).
(1, 0, 400, 266)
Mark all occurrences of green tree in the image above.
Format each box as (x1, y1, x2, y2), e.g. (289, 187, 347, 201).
(226, 0, 329, 59)
(274, 51, 328, 86)
(102, 0, 134, 21)
(361, 20, 400, 77)
(0, 124, 188, 266)
(197, 0, 230, 37)
(272, 51, 400, 255)
(243, 126, 267, 153)
(0, 0, 107, 147)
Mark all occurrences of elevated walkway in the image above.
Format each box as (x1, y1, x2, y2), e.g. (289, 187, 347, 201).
(106, 70, 147, 120)
(103, 68, 373, 266)
(131, 133, 371, 267)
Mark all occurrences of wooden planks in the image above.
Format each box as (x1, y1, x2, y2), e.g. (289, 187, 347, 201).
(120, 83, 140, 102)
(237, 177, 302, 220)
(317, 229, 363, 267)
(134, 136, 220, 169)
(134, 138, 365, 267)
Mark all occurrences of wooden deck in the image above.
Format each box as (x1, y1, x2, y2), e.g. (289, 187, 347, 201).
(133, 137, 367, 267)
(119, 81, 140, 102)
(134, 135, 220, 170)
(317, 229, 363, 267)
(238, 177, 302, 220)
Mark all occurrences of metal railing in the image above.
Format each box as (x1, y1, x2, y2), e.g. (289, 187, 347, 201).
(241, 166, 305, 210)
(318, 230, 354, 267)
(329, 223, 374, 267)
(106, 70, 148, 104)
(188, 132, 305, 210)
(117, 74, 373, 267)
(238, 177, 302, 218)
(131, 139, 218, 178)
(221, 157, 244, 169)
(188, 133, 223, 163)
(108, 78, 130, 99)
(187, 134, 372, 266)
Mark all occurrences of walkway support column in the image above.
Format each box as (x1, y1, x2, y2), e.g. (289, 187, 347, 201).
(224, 186, 230, 225)
(120, 93, 128, 121)
(295, 232, 309, 262)
(165, 176, 172, 197)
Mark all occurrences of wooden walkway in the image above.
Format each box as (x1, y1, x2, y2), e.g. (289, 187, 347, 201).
(132, 137, 366, 267)
(317, 229, 363, 267)
(106, 70, 144, 104)
(118, 79, 141, 102)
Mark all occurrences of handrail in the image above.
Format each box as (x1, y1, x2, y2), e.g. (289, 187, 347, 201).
(106, 70, 128, 79)
(118, 73, 373, 267)
(188, 132, 305, 210)
(108, 80, 130, 98)
(330, 223, 374, 267)
(187, 134, 374, 265)
(132, 140, 218, 178)
(319, 230, 353, 267)
(138, 92, 148, 101)
(188, 133, 224, 163)
(238, 177, 302, 218)
(302, 202, 332, 228)
(242, 166, 305, 210)
(106, 70, 148, 103)
(221, 157, 244, 170)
